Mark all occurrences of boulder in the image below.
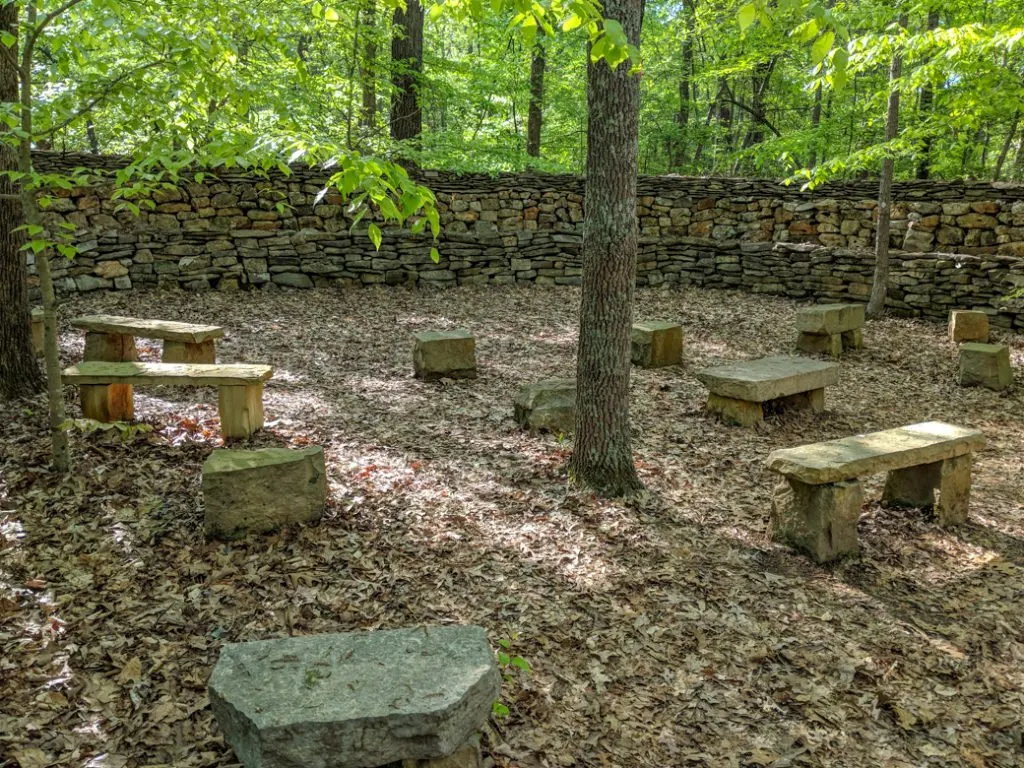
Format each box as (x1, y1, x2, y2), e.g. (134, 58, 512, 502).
(631, 321, 683, 368)
(413, 330, 477, 380)
(209, 625, 500, 768)
(514, 379, 576, 433)
(948, 310, 989, 343)
(958, 343, 1012, 391)
(203, 446, 327, 538)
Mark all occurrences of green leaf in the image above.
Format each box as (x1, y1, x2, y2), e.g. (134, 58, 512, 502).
(368, 222, 382, 250)
(429, 247, 440, 264)
(811, 30, 835, 65)
(738, 4, 757, 33)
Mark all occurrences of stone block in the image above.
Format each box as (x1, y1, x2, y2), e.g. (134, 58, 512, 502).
(203, 446, 327, 538)
(958, 343, 1012, 391)
(514, 379, 576, 433)
(631, 321, 683, 368)
(795, 331, 842, 357)
(413, 330, 477, 380)
(209, 625, 500, 768)
(795, 303, 865, 335)
(948, 310, 989, 343)
(771, 478, 863, 563)
(695, 356, 839, 403)
(272, 272, 314, 289)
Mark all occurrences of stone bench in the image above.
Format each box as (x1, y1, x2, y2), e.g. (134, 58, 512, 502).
(766, 421, 985, 562)
(959, 342, 1012, 391)
(949, 310, 989, 343)
(203, 447, 327, 538)
(61, 361, 272, 439)
(71, 314, 225, 364)
(795, 303, 864, 357)
(514, 379, 575, 433)
(31, 307, 44, 356)
(209, 626, 500, 768)
(631, 321, 683, 368)
(695, 356, 839, 426)
(413, 329, 477, 380)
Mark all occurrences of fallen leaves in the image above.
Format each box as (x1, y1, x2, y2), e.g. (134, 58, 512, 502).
(1, 284, 1023, 767)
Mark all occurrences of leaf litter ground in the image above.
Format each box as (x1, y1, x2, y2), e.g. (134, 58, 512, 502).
(1, 285, 1023, 768)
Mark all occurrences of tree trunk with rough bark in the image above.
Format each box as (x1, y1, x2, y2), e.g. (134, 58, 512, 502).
(867, 15, 906, 319)
(360, 0, 377, 132)
(389, 0, 423, 142)
(526, 40, 544, 158)
(569, 0, 644, 496)
(0, 0, 41, 400)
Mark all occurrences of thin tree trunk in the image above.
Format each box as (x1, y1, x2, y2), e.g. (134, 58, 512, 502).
(0, 0, 41, 400)
(808, 84, 822, 167)
(867, 14, 906, 320)
(526, 39, 544, 158)
(360, 0, 377, 131)
(915, 10, 939, 179)
(674, 0, 695, 169)
(569, 0, 644, 496)
(993, 110, 1019, 181)
(390, 0, 423, 142)
(86, 119, 99, 153)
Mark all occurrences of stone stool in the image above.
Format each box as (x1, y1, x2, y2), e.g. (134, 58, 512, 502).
(795, 303, 865, 357)
(413, 330, 477, 380)
(30, 307, 44, 356)
(631, 322, 683, 368)
(209, 626, 499, 768)
(958, 343, 1012, 391)
(203, 446, 327, 537)
(514, 379, 576, 433)
(949, 310, 990, 343)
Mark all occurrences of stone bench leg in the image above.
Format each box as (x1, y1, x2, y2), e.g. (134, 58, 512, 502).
(772, 477, 862, 563)
(882, 455, 972, 525)
(796, 331, 842, 357)
(936, 454, 972, 526)
(80, 384, 134, 422)
(841, 328, 863, 350)
(774, 388, 825, 414)
(389, 741, 482, 768)
(707, 393, 763, 427)
(218, 384, 265, 439)
(162, 339, 216, 364)
(84, 332, 139, 362)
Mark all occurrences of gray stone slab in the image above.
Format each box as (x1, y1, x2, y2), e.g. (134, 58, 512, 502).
(765, 421, 985, 485)
(795, 303, 865, 334)
(695, 356, 839, 402)
(209, 626, 500, 768)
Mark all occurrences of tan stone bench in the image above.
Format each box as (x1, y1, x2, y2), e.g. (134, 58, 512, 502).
(61, 361, 272, 439)
(631, 322, 683, 368)
(31, 307, 44, 356)
(71, 314, 225, 364)
(795, 303, 864, 357)
(766, 421, 985, 562)
(695, 356, 839, 426)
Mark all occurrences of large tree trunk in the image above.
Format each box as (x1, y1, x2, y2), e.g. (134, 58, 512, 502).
(526, 40, 544, 158)
(867, 15, 906, 319)
(569, 0, 643, 496)
(389, 0, 423, 142)
(0, 0, 41, 400)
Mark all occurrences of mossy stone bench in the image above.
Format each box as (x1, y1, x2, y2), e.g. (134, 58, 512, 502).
(795, 303, 865, 357)
(695, 355, 839, 426)
(766, 421, 985, 562)
(71, 314, 225, 364)
(62, 361, 273, 439)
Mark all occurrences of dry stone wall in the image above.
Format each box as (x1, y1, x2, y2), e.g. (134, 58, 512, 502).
(28, 152, 1024, 330)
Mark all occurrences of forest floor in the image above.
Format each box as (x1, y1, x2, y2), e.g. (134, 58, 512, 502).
(2, 285, 1023, 768)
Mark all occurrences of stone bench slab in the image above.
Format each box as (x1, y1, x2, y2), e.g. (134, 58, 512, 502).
(795, 303, 864, 335)
(62, 361, 272, 386)
(71, 314, 225, 343)
(209, 626, 500, 768)
(695, 356, 839, 403)
(766, 421, 985, 485)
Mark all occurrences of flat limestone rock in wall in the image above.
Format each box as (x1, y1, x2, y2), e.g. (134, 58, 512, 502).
(24, 152, 1024, 331)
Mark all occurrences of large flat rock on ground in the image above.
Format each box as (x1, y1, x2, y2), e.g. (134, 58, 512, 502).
(413, 330, 477, 380)
(695, 356, 839, 402)
(209, 626, 500, 768)
(514, 379, 576, 433)
(766, 421, 985, 485)
(203, 446, 326, 537)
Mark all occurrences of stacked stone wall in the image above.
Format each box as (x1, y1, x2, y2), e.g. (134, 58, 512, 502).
(27, 153, 1024, 329)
